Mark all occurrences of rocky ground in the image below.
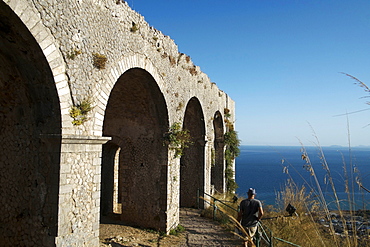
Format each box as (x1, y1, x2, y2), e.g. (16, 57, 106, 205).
(99, 208, 241, 247)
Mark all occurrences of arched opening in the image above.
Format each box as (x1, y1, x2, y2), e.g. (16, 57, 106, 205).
(101, 141, 121, 216)
(102, 68, 169, 230)
(0, 2, 61, 246)
(180, 97, 206, 208)
(211, 111, 225, 193)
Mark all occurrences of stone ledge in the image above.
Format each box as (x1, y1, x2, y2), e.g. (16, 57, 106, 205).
(62, 135, 111, 145)
(40, 134, 111, 145)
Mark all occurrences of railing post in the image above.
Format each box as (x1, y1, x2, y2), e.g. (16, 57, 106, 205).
(213, 204, 217, 221)
(255, 225, 260, 247)
(270, 230, 273, 247)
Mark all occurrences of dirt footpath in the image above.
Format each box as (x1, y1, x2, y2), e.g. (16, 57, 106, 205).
(180, 208, 241, 246)
(100, 208, 241, 247)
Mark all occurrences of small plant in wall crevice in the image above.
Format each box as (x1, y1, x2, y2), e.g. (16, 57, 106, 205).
(130, 22, 139, 33)
(224, 108, 231, 118)
(163, 122, 193, 158)
(188, 66, 198, 76)
(176, 101, 184, 111)
(92, 52, 107, 70)
(67, 49, 82, 60)
(69, 99, 93, 126)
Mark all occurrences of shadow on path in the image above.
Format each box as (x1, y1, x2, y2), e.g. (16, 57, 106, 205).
(180, 208, 241, 247)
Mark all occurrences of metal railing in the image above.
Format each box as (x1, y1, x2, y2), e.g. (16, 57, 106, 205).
(197, 189, 301, 247)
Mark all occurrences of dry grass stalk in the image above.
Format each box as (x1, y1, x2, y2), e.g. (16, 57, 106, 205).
(274, 131, 365, 247)
(199, 196, 255, 246)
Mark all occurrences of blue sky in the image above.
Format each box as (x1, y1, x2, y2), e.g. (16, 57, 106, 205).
(130, 0, 370, 146)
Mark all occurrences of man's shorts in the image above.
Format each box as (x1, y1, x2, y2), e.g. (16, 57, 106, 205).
(243, 225, 257, 238)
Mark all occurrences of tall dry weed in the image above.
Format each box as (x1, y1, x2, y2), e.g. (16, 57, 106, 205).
(265, 134, 368, 246)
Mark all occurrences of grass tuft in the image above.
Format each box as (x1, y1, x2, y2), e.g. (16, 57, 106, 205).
(92, 52, 107, 70)
(169, 224, 185, 236)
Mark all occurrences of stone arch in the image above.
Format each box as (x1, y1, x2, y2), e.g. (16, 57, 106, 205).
(93, 55, 166, 136)
(211, 111, 225, 193)
(6, 0, 73, 133)
(102, 68, 169, 230)
(180, 97, 206, 208)
(0, 2, 61, 246)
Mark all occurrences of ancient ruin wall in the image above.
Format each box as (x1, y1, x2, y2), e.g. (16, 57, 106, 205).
(1, 0, 236, 246)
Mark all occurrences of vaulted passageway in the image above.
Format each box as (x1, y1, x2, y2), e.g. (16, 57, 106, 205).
(0, 2, 62, 246)
(180, 97, 206, 208)
(102, 68, 169, 230)
(211, 111, 225, 193)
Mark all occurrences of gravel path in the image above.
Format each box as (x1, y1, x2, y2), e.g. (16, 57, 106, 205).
(100, 208, 241, 246)
(179, 208, 241, 247)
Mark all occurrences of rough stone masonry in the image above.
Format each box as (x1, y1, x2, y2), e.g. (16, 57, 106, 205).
(0, 0, 236, 246)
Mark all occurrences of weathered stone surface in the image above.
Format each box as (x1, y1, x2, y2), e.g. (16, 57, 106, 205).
(0, 0, 235, 246)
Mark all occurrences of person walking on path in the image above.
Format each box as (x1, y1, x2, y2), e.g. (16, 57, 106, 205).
(237, 188, 264, 247)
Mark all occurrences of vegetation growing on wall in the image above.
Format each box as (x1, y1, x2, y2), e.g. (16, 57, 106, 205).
(224, 108, 231, 118)
(69, 99, 92, 126)
(224, 108, 240, 192)
(92, 53, 107, 70)
(188, 66, 198, 76)
(67, 49, 82, 60)
(169, 55, 176, 66)
(130, 22, 139, 33)
(163, 122, 193, 158)
(176, 102, 184, 111)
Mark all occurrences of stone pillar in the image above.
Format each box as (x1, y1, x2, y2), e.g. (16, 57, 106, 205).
(213, 138, 226, 193)
(203, 140, 213, 208)
(165, 150, 181, 232)
(113, 147, 121, 214)
(55, 135, 110, 247)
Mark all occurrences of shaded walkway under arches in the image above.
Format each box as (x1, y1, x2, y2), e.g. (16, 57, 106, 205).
(211, 111, 225, 193)
(101, 68, 169, 231)
(180, 97, 206, 208)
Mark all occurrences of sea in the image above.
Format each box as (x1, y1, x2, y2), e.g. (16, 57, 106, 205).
(235, 145, 370, 210)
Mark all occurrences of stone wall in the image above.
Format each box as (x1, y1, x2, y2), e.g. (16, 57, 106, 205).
(56, 136, 109, 246)
(0, 0, 236, 246)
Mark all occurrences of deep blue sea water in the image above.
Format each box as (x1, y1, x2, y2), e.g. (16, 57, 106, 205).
(235, 145, 370, 210)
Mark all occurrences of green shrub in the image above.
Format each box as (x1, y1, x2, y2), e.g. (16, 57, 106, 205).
(163, 122, 193, 158)
(69, 100, 92, 126)
(224, 129, 240, 192)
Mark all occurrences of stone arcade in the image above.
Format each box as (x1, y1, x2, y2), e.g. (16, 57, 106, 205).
(0, 0, 235, 246)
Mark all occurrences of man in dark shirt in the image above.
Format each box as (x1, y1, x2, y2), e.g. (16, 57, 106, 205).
(237, 188, 264, 247)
